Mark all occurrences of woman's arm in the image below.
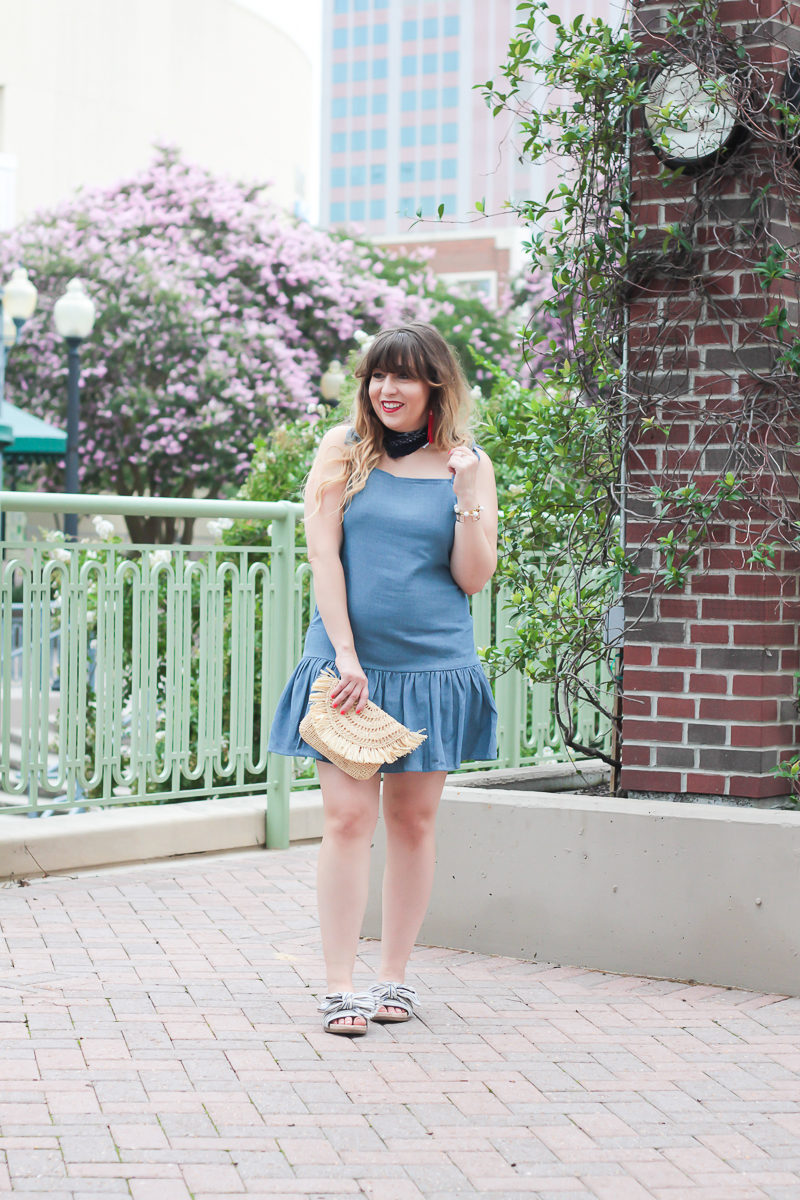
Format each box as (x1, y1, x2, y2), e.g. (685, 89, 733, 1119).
(304, 426, 368, 714)
(447, 448, 498, 595)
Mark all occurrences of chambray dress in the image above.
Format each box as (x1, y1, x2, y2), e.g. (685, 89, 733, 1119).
(267, 464, 498, 773)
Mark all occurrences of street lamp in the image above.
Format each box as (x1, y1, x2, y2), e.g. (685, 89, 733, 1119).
(4, 266, 38, 333)
(320, 359, 346, 407)
(53, 278, 96, 540)
(0, 265, 38, 501)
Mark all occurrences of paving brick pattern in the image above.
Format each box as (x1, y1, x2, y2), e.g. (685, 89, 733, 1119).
(1, 845, 800, 1199)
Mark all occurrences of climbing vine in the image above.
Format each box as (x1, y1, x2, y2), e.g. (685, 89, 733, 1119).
(483, 0, 800, 770)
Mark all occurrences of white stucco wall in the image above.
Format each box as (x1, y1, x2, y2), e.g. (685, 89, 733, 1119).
(0, 0, 312, 226)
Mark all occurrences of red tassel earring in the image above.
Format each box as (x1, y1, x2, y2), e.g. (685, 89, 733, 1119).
(427, 407, 435, 444)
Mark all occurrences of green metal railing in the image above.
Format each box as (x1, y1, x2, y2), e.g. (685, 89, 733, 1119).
(0, 491, 609, 848)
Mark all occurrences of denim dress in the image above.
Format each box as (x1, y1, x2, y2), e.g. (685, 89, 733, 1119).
(267, 467, 498, 772)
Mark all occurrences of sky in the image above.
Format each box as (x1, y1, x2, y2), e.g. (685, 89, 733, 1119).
(237, 0, 323, 65)
(236, 0, 323, 219)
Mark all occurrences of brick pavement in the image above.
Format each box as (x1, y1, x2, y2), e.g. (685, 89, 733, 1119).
(1, 844, 800, 1200)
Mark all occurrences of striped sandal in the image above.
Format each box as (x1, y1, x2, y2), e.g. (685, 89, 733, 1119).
(318, 991, 377, 1037)
(368, 981, 419, 1024)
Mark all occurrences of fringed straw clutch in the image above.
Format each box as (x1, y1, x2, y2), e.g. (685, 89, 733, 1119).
(299, 668, 427, 780)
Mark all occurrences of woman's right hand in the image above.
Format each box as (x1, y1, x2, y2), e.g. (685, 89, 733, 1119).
(331, 651, 369, 714)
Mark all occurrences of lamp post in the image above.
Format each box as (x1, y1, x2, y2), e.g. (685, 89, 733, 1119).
(0, 266, 38, 527)
(53, 278, 96, 540)
(320, 359, 346, 407)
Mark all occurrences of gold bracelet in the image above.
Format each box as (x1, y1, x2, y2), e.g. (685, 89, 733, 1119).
(453, 503, 484, 523)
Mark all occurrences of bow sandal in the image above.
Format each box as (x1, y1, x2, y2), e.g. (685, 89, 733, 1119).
(318, 990, 377, 1037)
(369, 981, 419, 1024)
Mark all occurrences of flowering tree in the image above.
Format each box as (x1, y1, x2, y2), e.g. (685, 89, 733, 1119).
(1, 148, 539, 541)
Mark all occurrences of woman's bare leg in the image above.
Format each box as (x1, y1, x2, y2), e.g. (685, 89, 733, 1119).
(377, 770, 447, 1015)
(316, 761, 381, 1028)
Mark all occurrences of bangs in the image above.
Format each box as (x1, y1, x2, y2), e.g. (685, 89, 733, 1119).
(360, 329, 434, 383)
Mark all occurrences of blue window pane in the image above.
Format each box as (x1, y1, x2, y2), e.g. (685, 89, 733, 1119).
(330, 202, 346, 221)
(423, 17, 438, 37)
(420, 196, 436, 217)
(333, 28, 347, 48)
(400, 161, 416, 182)
(442, 122, 458, 143)
(351, 165, 366, 186)
(333, 63, 347, 83)
(370, 198, 386, 219)
(399, 196, 416, 217)
(374, 0, 388, 7)
(332, 97, 347, 118)
(334, 0, 347, 12)
(371, 163, 386, 183)
(354, 0, 368, 9)
(401, 90, 417, 112)
(444, 15, 459, 35)
(373, 23, 388, 43)
(350, 200, 365, 220)
(443, 51, 459, 72)
(422, 53, 437, 74)
(371, 128, 387, 149)
(421, 88, 437, 110)
(352, 96, 367, 116)
(372, 93, 387, 114)
(352, 130, 367, 150)
(331, 167, 346, 188)
(353, 25, 368, 46)
(402, 55, 417, 76)
(421, 124, 436, 146)
(420, 159, 436, 181)
(402, 19, 417, 39)
(441, 194, 457, 213)
(442, 86, 458, 108)
(400, 126, 417, 147)
(373, 58, 388, 79)
(331, 132, 346, 153)
(353, 61, 367, 81)
(441, 158, 457, 179)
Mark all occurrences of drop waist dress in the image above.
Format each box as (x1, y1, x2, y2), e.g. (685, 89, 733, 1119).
(267, 466, 498, 773)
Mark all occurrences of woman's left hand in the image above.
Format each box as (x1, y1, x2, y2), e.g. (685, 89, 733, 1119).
(448, 447, 481, 507)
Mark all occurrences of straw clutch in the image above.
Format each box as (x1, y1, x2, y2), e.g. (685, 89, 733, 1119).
(299, 668, 427, 780)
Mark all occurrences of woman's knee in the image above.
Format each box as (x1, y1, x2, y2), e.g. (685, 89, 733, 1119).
(383, 791, 439, 845)
(324, 803, 377, 842)
(386, 809, 436, 848)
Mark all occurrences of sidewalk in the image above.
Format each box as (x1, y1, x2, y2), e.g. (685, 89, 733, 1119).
(1, 845, 799, 1200)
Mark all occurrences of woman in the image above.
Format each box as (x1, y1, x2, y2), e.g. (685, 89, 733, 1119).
(268, 322, 498, 1035)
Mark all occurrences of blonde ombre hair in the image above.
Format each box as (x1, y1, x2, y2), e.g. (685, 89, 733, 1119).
(315, 322, 474, 514)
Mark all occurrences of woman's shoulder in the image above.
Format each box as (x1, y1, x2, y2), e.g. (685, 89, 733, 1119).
(308, 423, 351, 484)
(318, 422, 352, 450)
(465, 438, 493, 466)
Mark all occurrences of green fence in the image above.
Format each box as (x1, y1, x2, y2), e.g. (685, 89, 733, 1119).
(0, 491, 609, 847)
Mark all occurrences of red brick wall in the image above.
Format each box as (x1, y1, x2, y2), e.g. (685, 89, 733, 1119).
(622, 0, 800, 798)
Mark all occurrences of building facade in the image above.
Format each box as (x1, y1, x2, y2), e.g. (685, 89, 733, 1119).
(320, 0, 616, 300)
(321, 0, 540, 239)
(0, 0, 312, 228)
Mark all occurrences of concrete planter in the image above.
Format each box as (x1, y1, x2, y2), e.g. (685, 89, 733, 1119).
(3, 767, 797, 998)
(0, 793, 324, 880)
(365, 786, 800, 997)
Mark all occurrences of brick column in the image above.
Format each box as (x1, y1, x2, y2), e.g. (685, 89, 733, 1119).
(621, 0, 800, 800)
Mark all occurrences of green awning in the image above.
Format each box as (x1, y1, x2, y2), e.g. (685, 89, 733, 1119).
(1, 401, 66, 458)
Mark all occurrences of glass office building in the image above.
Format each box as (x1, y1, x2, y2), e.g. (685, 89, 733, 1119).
(320, 0, 542, 235)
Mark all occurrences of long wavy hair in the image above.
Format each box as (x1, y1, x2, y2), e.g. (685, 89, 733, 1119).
(315, 322, 474, 514)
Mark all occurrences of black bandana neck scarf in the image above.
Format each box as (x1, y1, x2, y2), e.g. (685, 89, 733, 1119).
(383, 424, 429, 459)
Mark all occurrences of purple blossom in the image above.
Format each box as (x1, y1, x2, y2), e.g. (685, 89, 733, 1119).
(1, 150, 551, 534)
